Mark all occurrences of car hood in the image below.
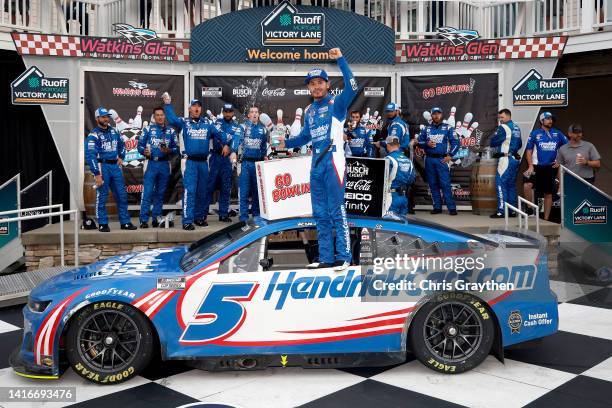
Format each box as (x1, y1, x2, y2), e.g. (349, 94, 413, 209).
(30, 246, 189, 299)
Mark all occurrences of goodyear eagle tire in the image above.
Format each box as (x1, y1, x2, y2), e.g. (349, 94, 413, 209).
(66, 301, 155, 384)
(410, 292, 495, 374)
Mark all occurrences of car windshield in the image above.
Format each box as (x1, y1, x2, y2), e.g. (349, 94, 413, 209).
(180, 221, 258, 271)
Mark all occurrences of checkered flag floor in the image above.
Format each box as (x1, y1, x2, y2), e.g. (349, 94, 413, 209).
(0, 267, 610, 407)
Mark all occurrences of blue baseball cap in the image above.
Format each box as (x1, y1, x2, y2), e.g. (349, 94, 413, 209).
(95, 107, 110, 118)
(540, 111, 553, 121)
(305, 68, 329, 84)
(431, 107, 443, 113)
(385, 135, 401, 145)
(385, 102, 399, 112)
(190, 99, 202, 107)
(222, 103, 234, 111)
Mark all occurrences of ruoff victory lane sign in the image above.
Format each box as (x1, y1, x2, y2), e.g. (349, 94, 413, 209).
(11, 66, 69, 105)
(190, 0, 394, 64)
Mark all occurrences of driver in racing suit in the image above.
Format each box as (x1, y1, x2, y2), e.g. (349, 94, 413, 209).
(278, 48, 357, 271)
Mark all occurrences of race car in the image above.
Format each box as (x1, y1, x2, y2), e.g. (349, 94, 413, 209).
(10, 216, 558, 384)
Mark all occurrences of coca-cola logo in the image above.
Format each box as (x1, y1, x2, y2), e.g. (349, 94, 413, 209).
(346, 179, 373, 192)
(347, 161, 369, 177)
(261, 87, 286, 97)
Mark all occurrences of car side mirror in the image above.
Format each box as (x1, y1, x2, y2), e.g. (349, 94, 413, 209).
(259, 258, 273, 270)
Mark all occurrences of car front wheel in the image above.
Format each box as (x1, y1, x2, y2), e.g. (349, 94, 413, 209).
(66, 301, 155, 384)
(410, 292, 495, 374)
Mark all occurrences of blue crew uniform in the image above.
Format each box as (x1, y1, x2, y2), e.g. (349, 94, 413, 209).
(418, 121, 459, 211)
(526, 126, 568, 195)
(138, 123, 178, 224)
(205, 118, 242, 220)
(85, 125, 130, 225)
(385, 149, 416, 217)
(346, 125, 373, 157)
(163, 102, 225, 225)
(490, 120, 522, 214)
(231, 121, 267, 222)
(285, 56, 357, 265)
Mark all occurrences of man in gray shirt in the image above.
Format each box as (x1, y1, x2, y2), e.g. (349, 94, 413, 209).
(556, 124, 601, 183)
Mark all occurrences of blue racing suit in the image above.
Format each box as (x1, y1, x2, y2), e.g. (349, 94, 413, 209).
(205, 118, 242, 219)
(418, 122, 459, 210)
(385, 149, 416, 217)
(285, 56, 357, 264)
(137, 123, 178, 223)
(164, 104, 225, 225)
(231, 121, 267, 222)
(85, 126, 130, 225)
(490, 120, 522, 214)
(346, 125, 373, 157)
(380, 116, 409, 150)
(526, 127, 568, 166)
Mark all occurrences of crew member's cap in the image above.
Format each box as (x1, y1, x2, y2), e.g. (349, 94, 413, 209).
(540, 111, 553, 121)
(385, 102, 399, 112)
(95, 107, 110, 118)
(305, 68, 329, 84)
(190, 99, 202, 107)
(386, 135, 401, 145)
(568, 123, 583, 133)
(222, 103, 234, 111)
(431, 107, 443, 113)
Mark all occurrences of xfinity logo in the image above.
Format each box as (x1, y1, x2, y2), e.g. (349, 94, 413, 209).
(233, 85, 253, 97)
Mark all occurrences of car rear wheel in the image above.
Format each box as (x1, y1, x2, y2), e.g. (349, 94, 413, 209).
(410, 292, 495, 374)
(66, 301, 155, 384)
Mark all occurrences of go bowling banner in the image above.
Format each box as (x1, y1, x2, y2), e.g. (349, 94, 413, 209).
(84, 72, 185, 206)
(194, 75, 391, 123)
(400, 73, 499, 207)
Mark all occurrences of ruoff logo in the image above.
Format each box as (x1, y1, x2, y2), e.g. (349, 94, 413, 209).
(233, 85, 253, 97)
(573, 199, 607, 225)
(261, 0, 325, 47)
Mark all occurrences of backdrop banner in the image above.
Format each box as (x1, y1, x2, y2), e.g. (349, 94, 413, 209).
(400, 73, 499, 207)
(84, 72, 185, 206)
(194, 75, 391, 123)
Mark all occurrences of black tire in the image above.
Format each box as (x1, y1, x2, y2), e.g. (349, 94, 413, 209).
(410, 292, 495, 374)
(66, 301, 155, 384)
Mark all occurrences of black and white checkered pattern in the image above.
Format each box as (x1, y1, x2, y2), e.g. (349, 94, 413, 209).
(1, 272, 610, 407)
(437, 27, 480, 46)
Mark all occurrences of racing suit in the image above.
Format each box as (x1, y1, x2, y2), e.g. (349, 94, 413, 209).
(490, 120, 522, 214)
(418, 122, 459, 211)
(164, 104, 225, 225)
(137, 123, 179, 224)
(231, 121, 267, 222)
(526, 127, 567, 196)
(204, 118, 242, 220)
(85, 125, 130, 225)
(379, 116, 410, 150)
(346, 124, 373, 157)
(285, 56, 357, 264)
(385, 149, 416, 217)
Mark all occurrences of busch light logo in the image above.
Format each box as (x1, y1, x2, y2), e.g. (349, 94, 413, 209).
(113, 23, 158, 45)
(261, 1, 325, 47)
(233, 85, 253, 98)
(437, 26, 480, 46)
(573, 199, 607, 225)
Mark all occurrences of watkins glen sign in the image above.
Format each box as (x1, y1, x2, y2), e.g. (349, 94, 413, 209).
(11, 24, 189, 62)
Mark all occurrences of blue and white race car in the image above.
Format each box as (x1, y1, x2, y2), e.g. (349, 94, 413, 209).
(11, 217, 558, 384)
